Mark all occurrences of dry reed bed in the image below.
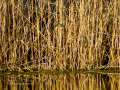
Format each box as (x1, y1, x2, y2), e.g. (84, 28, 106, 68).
(0, 0, 120, 72)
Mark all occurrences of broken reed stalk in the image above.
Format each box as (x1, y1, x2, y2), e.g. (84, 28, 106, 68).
(0, 0, 119, 72)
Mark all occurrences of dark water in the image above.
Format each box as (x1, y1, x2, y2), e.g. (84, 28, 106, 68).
(0, 71, 120, 90)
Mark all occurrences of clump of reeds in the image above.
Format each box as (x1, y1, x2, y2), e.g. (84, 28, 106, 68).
(0, 0, 119, 72)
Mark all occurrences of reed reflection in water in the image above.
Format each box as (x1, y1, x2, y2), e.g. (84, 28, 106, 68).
(0, 72, 120, 90)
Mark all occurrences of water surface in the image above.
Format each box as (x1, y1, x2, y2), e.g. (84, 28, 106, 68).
(0, 71, 120, 90)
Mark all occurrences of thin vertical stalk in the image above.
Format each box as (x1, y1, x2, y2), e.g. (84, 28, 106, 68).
(48, 0, 51, 70)
(99, 0, 103, 67)
(40, 0, 43, 69)
(59, 0, 62, 70)
(3, 0, 6, 66)
(0, 0, 1, 67)
(79, 0, 82, 69)
(37, 3, 40, 71)
(88, 1, 91, 68)
(69, 0, 72, 70)
(118, 0, 120, 68)
(31, 0, 34, 68)
(56, 0, 59, 69)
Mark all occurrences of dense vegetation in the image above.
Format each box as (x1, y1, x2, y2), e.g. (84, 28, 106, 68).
(0, 0, 119, 72)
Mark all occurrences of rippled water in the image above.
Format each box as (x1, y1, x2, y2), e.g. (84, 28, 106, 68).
(0, 71, 120, 90)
